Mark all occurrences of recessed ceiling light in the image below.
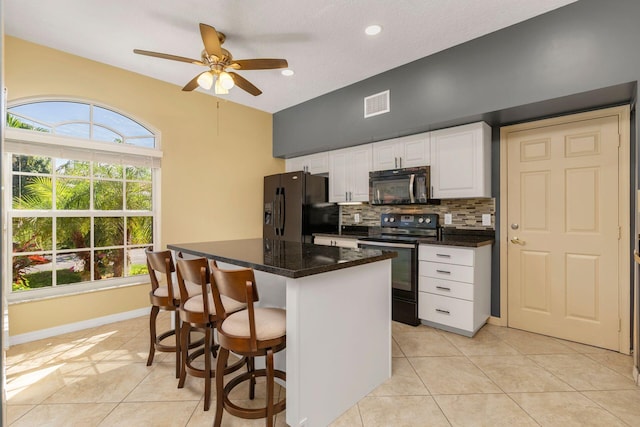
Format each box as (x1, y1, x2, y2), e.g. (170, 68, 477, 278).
(281, 69, 294, 76)
(365, 25, 382, 36)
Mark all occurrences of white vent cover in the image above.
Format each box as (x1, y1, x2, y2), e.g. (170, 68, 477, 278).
(364, 90, 390, 118)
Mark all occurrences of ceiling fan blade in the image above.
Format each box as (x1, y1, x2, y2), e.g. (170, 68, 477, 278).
(230, 59, 289, 70)
(182, 72, 208, 92)
(133, 49, 204, 66)
(229, 72, 262, 96)
(199, 23, 223, 60)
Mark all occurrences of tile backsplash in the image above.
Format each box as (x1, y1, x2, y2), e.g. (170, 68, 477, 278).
(341, 198, 496, 229)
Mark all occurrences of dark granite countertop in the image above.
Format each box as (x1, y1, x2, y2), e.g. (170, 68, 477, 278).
(417, 235, 494, 248)
(167, 238, 396, 279)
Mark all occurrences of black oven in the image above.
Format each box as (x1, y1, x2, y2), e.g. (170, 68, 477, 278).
(369, 166, 431, 205)
(358, 213, 440, 326)
(357, 238, 419, 325)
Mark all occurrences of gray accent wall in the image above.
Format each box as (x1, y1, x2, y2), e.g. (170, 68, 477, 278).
(274, 0, 640, 323)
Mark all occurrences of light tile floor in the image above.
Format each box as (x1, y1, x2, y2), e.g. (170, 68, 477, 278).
(5, 314, 640, 426)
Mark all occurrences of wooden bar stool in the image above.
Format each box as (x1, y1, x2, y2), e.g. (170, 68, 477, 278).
(145, 248, 201, 378)
(175, 257, 247, 411)
(211, 263, 286, 427)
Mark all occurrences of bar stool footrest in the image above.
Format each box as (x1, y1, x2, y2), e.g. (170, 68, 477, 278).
(222, 369, 286, 419)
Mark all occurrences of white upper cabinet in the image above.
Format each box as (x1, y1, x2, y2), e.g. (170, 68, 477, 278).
(372, 132, 430, 171)
(328, 145, 372, 202)
(285, 152, 329, 175)
(430, 122, 491, 199)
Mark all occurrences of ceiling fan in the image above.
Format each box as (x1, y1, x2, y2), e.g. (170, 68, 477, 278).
(133, 23, 288, 96)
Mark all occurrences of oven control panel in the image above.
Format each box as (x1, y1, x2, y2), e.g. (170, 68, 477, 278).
(381, 213, 439, 229)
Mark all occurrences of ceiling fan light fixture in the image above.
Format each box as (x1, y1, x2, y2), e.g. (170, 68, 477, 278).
(219, 71, 235, 90)
(214, 77, 229, 95)
(197, 71, 214, 90)
(281, 69, 294, 76)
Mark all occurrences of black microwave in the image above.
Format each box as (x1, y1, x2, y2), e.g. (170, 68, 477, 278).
(369, 166, 432, 205)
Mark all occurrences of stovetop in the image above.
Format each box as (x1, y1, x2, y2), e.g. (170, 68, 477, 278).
(359, 213, 440, 244)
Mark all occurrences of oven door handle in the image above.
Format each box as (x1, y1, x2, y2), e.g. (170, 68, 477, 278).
(409, 174, 415, 203)
(357, 240, 416, 249)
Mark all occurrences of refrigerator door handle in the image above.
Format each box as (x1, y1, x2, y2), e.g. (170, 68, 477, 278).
(279, 187, 286, 235)
(274, 188, 280, 236)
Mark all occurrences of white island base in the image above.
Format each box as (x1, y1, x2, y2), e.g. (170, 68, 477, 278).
(221, 259, 392, 427)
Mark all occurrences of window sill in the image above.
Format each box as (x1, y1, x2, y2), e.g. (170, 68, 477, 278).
(8, 278, 149, 305)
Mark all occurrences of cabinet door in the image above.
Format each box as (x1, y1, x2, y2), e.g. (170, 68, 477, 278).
(430, 122, 491, 198)
(328, 149, 349, 202)
(400, 132, 430, 168)
(372, 139, 401, 171)
(286, 156, 306, 173)
(333, 237, 359, 249)
(349, 145, 373, 202)
(306, 152, 329, 175)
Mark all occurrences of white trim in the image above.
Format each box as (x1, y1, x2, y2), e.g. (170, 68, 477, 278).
(7, 279, 148, 304)
(8, 307, 149, 346)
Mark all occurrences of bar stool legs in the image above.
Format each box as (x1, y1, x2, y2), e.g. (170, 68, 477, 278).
(146, 304, 181, 379)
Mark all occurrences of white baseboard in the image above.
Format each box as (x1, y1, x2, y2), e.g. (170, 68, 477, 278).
(8, 307, 149, 346)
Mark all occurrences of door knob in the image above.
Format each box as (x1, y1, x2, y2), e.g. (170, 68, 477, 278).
(511, 223, 519, 230)
(510, 237, 525, 245)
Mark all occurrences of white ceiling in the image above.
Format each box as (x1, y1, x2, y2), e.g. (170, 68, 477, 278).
(4, 0, 578, 114)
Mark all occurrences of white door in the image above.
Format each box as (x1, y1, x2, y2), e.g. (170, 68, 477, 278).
(503, 108, 629, 351)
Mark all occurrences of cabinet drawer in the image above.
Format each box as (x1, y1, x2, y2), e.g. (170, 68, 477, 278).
(420, 261, 474, 283)
(418, 292, 474, 330)
(419, 245, 474, 266)
(418, 276, 474, 301)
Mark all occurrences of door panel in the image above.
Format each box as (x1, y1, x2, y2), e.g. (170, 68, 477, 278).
(506, 114, 620, 351)
(281, 171, 304, 242)
(263, 175, 280, 240)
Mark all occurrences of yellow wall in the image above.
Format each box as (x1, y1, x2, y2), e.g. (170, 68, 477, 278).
(5, 36, 284, 336)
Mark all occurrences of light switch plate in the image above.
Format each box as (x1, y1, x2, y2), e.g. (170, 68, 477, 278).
(354, 213, 361, 223)
(482, 214, 491, 226)
(444, 213, 452, 225)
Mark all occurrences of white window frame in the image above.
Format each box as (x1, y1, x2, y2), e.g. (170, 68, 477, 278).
(4, 98, 162, 303)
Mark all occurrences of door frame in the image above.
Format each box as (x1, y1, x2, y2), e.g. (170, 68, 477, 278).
(499, 105, 631, 354)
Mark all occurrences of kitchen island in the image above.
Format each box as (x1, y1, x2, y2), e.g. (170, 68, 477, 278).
(167, 238, 396, 427)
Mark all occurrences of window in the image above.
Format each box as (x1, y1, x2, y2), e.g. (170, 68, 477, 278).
(5, 99, 161, 299)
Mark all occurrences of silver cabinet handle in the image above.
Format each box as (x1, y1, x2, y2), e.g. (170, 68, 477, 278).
(435, 286, 451, 291)
(436, 270, 451, 274)
(435, 308, 450, 315)
(399, 157, 402, 168)
(436, 254, 451, 258)
(394, 157, 398, 168)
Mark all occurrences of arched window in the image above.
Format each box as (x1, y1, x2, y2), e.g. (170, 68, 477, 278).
(5, 99, 162, 300)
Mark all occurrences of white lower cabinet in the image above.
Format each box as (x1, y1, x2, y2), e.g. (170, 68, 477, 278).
(418, 244, 491, 336)
(314, 235, 359, 249)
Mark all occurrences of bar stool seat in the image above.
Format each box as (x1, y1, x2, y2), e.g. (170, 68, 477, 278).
(211, 264, 286, 427)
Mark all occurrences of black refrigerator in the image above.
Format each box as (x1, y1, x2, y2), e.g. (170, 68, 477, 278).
(263, 171, 338, 243)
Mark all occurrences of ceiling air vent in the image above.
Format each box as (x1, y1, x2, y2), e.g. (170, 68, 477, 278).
(364, 90, 390, 118)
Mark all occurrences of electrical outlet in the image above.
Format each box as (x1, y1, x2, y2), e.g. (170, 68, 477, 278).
(354, 213, 361, 223)
(444, 213, 452, 225)
(482, 214, 491, 226)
